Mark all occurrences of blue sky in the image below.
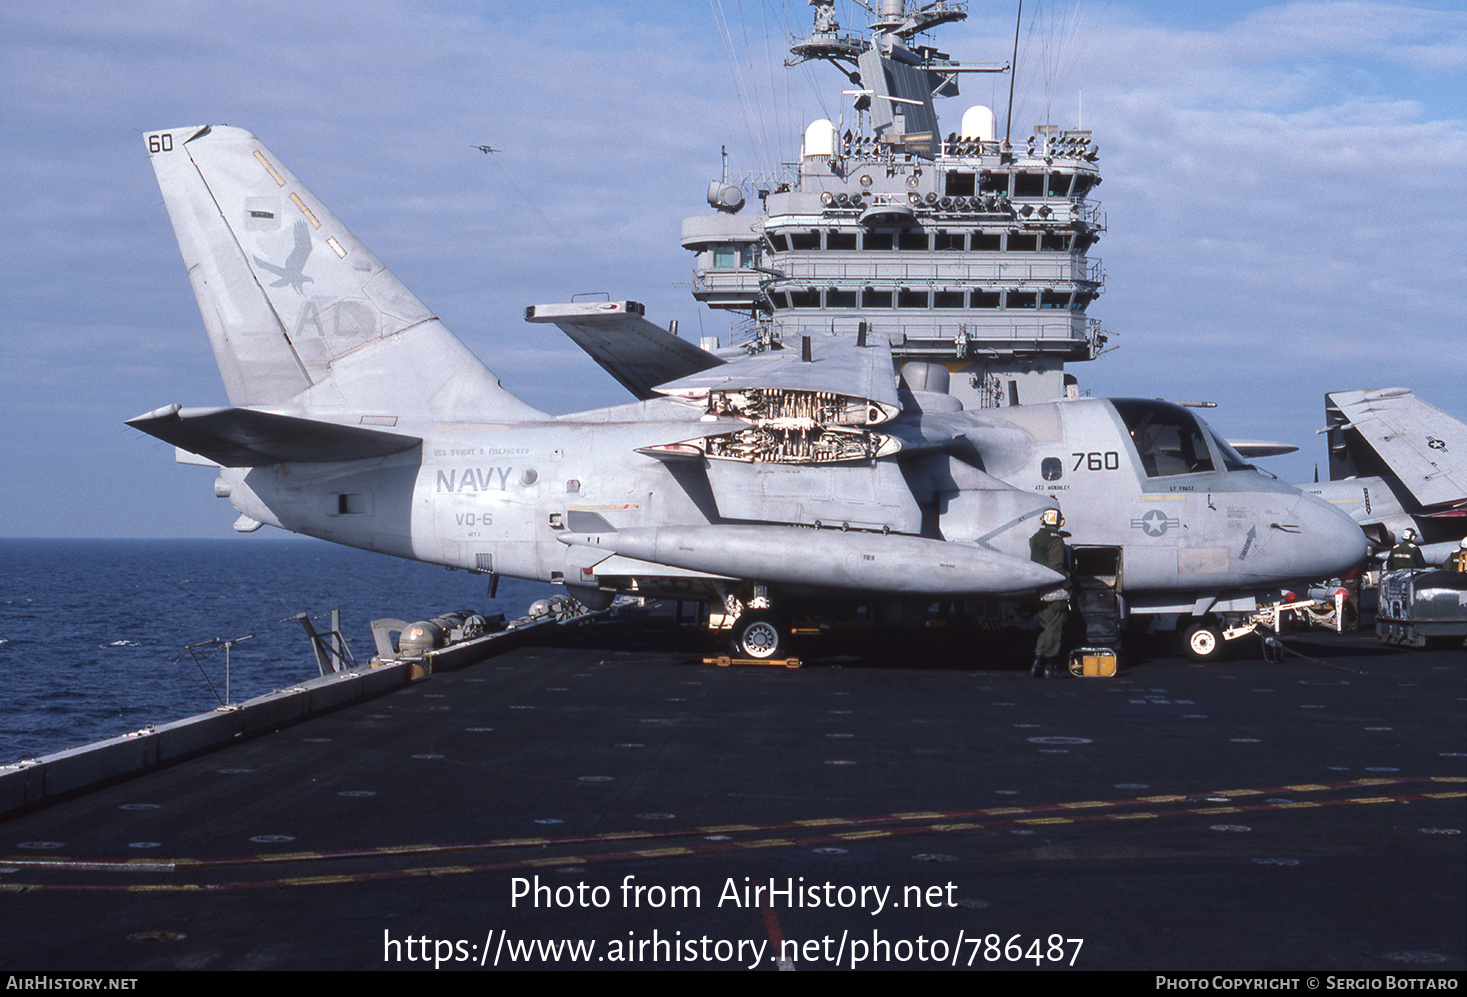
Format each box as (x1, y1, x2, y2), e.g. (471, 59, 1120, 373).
(2, 0, 1464, 537)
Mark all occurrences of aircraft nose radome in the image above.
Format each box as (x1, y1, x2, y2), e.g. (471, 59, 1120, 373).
(1288, 492, 1368, 579)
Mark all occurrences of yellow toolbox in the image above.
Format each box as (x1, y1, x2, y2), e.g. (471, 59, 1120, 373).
(1068, 647, 1117, 678)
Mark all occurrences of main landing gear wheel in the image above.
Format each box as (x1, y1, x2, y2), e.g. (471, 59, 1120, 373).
(731, 612, 785, 660)
(1183, 622, 1224, 661)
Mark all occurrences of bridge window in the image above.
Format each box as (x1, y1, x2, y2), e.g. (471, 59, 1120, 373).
(945, 172, 976, 196)
(898, 231, 929, 251)
(973, 232, 1002, 251)
(1014, 172, 1044, 197)
(827, 231, 857, 250)
(934, 232, 965, 251)
(863, 232, 894, 251)
(979, 173, 1007, 194)
(1008, 234, 1037, 252)
(826, 288, 857, 308)
(862, 288, 893, 308)
(712, 244, 754, 268)
(1047, 173, 1073, 197)
(934, 290, 964, 308)
(897, 288, 929, 309)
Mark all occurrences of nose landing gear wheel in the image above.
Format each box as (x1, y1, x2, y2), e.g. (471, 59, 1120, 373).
(732, 612, 785, 660)
(1184, 622, 1223, 661)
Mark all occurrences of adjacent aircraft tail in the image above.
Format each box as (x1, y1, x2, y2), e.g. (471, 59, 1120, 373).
(144, 125, 542, 422)
(1326, 388, 1467, 513)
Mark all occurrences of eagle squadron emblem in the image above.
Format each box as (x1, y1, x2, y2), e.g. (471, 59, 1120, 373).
(252, 219, 315, 294)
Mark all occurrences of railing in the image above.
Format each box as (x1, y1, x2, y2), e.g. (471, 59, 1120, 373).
(766, 256, 1104, 286)
(714, 315, 1101, 361)
(771, 315, 1092, 348)
(692, 269, 765, 295)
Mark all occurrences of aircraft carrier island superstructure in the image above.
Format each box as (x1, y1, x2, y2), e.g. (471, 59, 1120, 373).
(682, 0, 1106, 409)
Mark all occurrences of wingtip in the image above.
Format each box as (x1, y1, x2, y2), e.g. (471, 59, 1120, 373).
(125, 402, 182, 426)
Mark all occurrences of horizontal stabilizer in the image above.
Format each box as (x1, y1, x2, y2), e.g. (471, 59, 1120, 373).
(524, 300, 723, 400)
(126, 403, 420, 466)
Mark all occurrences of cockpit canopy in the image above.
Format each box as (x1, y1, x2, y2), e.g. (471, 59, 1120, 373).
(1111, 399, 1252, 477)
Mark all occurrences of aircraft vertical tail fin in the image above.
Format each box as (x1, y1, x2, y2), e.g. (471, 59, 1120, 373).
(1326, 388, 1467, 510)
(145, 125, 542, 421)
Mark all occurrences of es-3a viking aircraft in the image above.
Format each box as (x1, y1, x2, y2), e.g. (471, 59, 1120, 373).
(129, 126, 1366, 660)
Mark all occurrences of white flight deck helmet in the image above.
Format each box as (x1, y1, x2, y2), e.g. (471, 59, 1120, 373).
(1042, 508, 1065, 529)
(1403, 528, 1419, 542)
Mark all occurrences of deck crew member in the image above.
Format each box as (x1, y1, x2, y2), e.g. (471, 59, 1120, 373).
(1029, 508, 1071, 678)
(1386, 529, 1425, 570)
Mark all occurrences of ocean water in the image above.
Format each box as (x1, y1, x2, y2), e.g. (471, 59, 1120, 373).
(0, 538, 556, 764)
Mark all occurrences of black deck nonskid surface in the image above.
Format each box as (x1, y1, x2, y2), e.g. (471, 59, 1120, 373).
(1, 613, 1462, 971)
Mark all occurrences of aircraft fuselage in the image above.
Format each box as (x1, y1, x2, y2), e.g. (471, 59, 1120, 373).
(218, 396, 1366, 613)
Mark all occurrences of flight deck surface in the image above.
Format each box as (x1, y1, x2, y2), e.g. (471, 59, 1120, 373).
(1, 613, 1462, 972)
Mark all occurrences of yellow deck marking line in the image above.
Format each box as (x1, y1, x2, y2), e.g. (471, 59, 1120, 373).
(5, 778, 1455, 875)
(4, 789, 1460, 894)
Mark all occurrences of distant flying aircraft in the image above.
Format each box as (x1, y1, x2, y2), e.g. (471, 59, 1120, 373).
(1306, 388, 1467, 565)
(472, 144, 500, 154)
(129, 125, 1365, 661)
